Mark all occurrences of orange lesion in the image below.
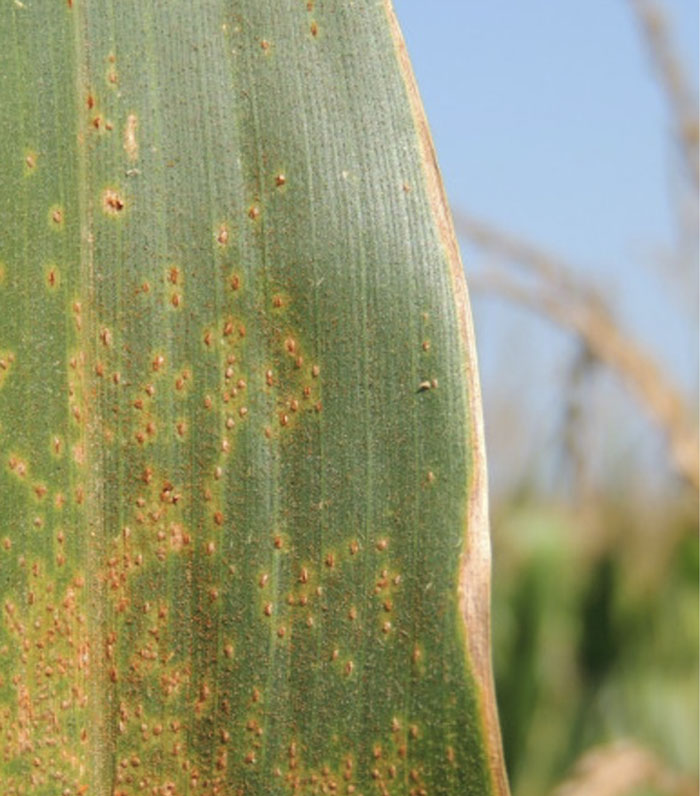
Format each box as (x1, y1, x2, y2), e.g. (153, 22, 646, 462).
(6, 453, 28, 479)
(49, 205, 64, 228)
(101, 187, 126, 216)
(216, 222, 229, 245)
(23, 150, 38, 174)
(261, 314, 322, 439)
(275, 745, 358, 794)
(0, 567, 90, 783)
(45, 265, 60, 289)
(0, 351, 15, 389)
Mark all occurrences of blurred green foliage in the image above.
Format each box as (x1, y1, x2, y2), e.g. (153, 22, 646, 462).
(491, 494, 699, 795)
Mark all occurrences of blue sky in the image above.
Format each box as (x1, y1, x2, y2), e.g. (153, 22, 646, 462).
(395, 1, 698, 494)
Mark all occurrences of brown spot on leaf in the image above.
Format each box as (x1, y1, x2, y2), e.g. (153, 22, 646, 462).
(217, 224, 229, 245)
(102, 188, 125, 215)
(46, 266, 60, 289)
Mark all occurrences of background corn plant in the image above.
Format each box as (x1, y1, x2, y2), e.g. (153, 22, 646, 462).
(0, 1, 507, 794)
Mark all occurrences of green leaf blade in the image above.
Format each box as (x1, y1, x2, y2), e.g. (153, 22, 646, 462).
(0, 1, 507, 793)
